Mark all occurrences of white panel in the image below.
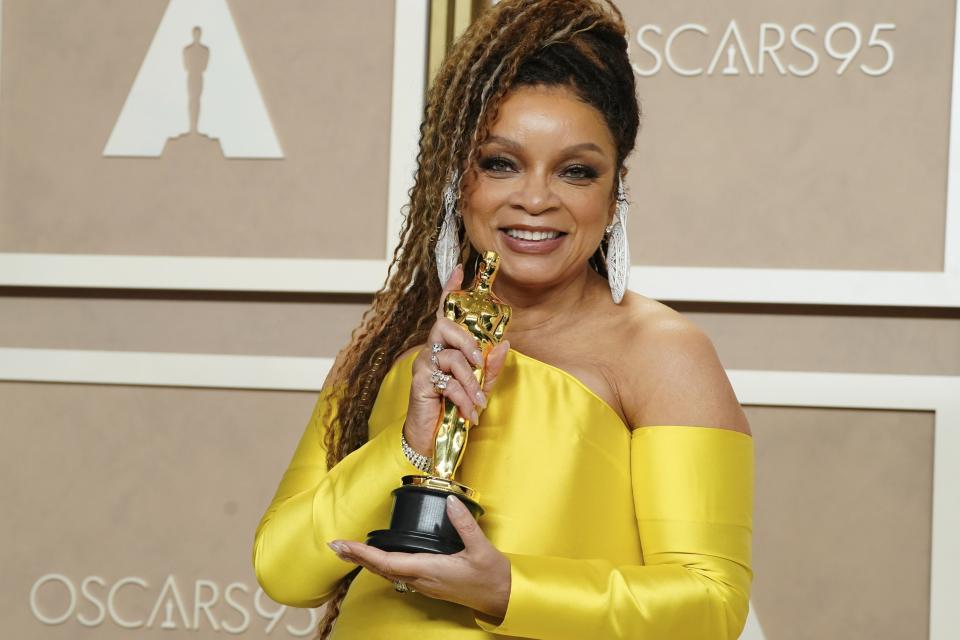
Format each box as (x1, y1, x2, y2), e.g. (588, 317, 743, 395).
(929, 400, 960, 640)
(386, 0, 429, 259)
(3, 254, 960, 307)
(103, 0, 282, 158)
(631, 266, 960, 307)
(945, 0, 960, 273)
(0, 254, 387, 292)
(0, 348, 332, 390)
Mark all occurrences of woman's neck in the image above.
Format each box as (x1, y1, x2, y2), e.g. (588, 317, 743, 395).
(491, 266, 605, 339)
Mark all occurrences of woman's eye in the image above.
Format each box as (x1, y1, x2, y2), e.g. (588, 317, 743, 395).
(480, 156, 515, 173)
(563, 164, 598, 180)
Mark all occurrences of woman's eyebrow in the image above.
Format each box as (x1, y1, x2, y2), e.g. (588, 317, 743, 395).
(483, 135, 605, 155)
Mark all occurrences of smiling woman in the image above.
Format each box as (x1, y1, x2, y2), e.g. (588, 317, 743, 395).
(252, 1, 753, 639)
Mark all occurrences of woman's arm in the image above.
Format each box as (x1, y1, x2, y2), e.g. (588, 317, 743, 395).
(474, 424, 754, 639)
(252, 373, 422, 608)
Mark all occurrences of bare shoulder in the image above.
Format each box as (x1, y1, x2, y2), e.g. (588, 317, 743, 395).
(615, 293, 751, 435)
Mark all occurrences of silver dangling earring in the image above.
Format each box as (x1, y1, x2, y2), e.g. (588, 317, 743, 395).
(435, 168, 460, 286)
(604, 173, 630, 304)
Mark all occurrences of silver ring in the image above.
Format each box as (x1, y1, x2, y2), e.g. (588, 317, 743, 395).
(394, 579, 414, 593)
(431, 342, 445, 354)
(430, 369, 451, 393)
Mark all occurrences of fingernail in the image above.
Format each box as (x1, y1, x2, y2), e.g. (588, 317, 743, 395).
(472, 350, 483, 365)
(471, 409, 479, 423)
(327, 541, 346, 555)
(447, 495, 465, 511)
(475, 390, 487, 407)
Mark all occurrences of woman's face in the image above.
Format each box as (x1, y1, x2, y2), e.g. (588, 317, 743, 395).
(460, 83, 619, 293)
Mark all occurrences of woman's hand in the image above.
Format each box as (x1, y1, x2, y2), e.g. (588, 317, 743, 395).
(328, 495, 511, 620)
(403, 263, 510, 456)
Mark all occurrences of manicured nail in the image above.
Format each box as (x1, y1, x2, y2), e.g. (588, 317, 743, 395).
(475, 390, 487, 407)
(446, 495, 465, 511)
(327, 541, 346, 555)
(472, 349, 483, 365)
(471, 409, 479, 423)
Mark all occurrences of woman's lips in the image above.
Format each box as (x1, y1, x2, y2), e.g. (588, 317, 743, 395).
(498, 229, 567, 254)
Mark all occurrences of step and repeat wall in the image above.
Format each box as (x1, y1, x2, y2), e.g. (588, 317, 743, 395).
(2, 1, 958, 639)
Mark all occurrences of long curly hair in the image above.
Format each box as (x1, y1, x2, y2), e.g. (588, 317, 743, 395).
(313, 0, 640, 636)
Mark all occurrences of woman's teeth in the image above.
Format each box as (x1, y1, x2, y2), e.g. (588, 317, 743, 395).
(504, 228, 562, 241)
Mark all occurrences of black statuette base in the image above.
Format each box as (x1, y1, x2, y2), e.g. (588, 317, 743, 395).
(367, 479, 483, 554)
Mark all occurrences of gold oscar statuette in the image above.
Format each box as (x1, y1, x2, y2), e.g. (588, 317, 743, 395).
(367, 250, 511, 554)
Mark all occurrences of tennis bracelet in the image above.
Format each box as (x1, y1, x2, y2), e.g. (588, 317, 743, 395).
(401, 432, 433, 473)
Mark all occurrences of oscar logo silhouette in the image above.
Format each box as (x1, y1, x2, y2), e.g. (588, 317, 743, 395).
(162, 26, 222, 157)
(185, 26, 209, 136)
(367, 250, 512, 554)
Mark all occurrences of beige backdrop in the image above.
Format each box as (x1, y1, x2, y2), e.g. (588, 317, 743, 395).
(1, 0, 957, 638)
(0, 0, 395, 258)
(619, 0, 952, 271)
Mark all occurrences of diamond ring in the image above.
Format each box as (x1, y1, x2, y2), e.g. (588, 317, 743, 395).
(430, 368, 451, 393)
(394, 579, 415, 593)
(430, 342, 446, 369)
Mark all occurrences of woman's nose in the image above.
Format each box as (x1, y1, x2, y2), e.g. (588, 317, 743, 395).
(509, 172, 557, 215)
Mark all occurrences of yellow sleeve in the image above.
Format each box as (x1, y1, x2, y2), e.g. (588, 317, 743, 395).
(475, 425, 753, 640)
(252, 385, 421, 607)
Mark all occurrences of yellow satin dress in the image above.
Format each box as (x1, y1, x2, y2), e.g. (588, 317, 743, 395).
(253, 348, 754, 639)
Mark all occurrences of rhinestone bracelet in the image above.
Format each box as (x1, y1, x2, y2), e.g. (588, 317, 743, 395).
(401, 432, 433, 473)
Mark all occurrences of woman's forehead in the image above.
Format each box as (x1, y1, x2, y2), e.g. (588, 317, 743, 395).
(483, 85, 616, 154)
